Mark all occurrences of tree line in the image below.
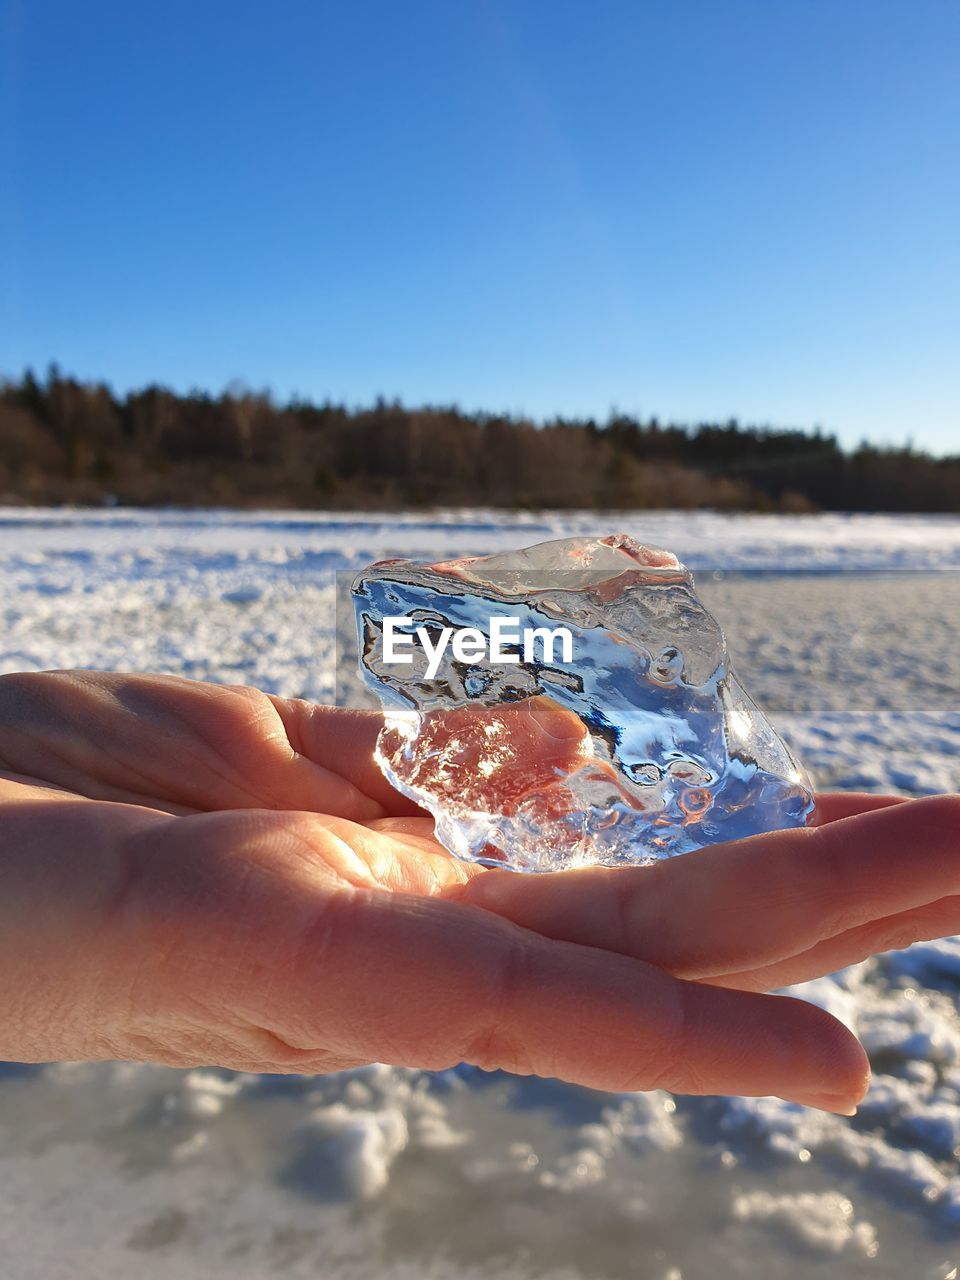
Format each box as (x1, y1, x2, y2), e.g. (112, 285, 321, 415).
(1, 365, 957, 512)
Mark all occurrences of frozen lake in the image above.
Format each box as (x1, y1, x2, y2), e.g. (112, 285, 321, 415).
(0, 508, 959, 1279)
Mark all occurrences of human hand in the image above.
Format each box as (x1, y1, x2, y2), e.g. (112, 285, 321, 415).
(0, 671, 956, 1116)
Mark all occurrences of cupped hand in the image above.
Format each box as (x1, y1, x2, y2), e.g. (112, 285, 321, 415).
(1, 671, 957, 1116)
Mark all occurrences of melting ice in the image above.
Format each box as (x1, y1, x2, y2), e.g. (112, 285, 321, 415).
(353, 533, 814, 872)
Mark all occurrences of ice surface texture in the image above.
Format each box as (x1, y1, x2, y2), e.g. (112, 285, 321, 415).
(352, 533, 814, 872)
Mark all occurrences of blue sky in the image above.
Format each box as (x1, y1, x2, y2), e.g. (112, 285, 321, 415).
(2, 0, 958, 452)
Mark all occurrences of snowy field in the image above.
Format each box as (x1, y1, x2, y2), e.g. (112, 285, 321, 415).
(0, 507, 959, 1279)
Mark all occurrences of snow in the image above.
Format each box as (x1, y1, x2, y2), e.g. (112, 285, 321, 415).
(0, 507, 958, 1280)
(731, 1190, 878, 1256)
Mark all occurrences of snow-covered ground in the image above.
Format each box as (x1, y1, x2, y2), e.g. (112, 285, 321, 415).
(0, 508, 959, 1279)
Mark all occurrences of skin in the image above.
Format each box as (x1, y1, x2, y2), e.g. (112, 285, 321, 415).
(0, 672, 958, 1116)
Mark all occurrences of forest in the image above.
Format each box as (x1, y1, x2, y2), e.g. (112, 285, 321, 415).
(1, 366, 957, 512)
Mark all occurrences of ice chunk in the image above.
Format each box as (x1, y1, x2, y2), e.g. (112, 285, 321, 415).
(352, 533, 814, 872)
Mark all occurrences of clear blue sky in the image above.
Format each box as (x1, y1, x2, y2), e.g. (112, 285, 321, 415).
(2, 0, 958, 452)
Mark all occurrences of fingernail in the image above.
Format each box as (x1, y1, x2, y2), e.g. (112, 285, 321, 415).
(786, 1091, 858, 1116)
(526, 697, 583, 742)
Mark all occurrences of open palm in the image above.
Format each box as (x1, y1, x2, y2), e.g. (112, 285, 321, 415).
(1, 670, 958, 1115)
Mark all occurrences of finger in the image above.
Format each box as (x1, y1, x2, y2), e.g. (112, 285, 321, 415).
(703, 893, 960, 992)
(0, 800, 868, 1111)
(268, 696, 426, 817)
(457, 794, 960, 982)
(278, 888, 869, 1111)
(811, 792, 908, 825)
(376, 696, 635, 844)
(271, 694, 612, 828)
(0, 671, 386, 821)
(179, 822, 866, 1111)
(305, 813, 481, 896)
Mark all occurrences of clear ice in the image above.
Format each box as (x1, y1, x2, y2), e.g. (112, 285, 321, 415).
(352, 534, 814, 872)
